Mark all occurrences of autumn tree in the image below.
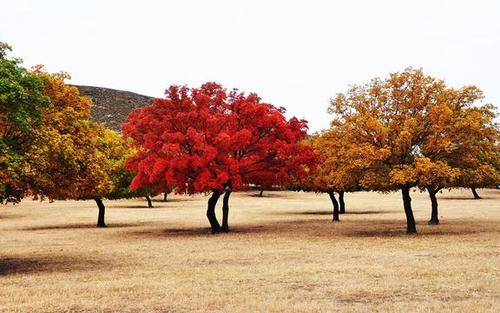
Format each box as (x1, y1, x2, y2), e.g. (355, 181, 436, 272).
(446, 105, 499, 199)
(123, 82, 317, 233)
(417, 91, 498, 221)
(305, 127, 365, 221)
(0, 43, 49, 203)
(329, 68, 495, 234)
(25, 69, 144, 227)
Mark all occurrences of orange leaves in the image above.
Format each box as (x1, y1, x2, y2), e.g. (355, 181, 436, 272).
(24, 69, 134, 201)
(320, 67, 499, 193)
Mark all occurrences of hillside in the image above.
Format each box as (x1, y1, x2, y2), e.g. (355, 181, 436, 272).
(73, 85, 155, 132)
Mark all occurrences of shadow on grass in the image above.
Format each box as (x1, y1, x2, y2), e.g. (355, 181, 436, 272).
(22, 222, 149, 231)
(111, 205, 156, 209)
(439, 197, 494, 200)
(151, 198, 193, 203)
(126, 226, 212, 238)
(276, 210, 394, 216)
(123, 217, 500, 240)
(0, 256, 110, 276)
(243, 192, 290, 199)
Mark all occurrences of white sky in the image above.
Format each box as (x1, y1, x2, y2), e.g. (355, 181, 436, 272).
(1, 0, 499, 132)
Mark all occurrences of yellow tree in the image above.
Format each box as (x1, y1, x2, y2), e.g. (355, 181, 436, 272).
(444, 105, 499, 199)
(329, 68, 489, 234)
(26, 69, 137, 227)
(306, 125, 384, 221)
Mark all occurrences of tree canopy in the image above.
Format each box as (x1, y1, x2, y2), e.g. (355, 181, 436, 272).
(0, 43, 50, 203)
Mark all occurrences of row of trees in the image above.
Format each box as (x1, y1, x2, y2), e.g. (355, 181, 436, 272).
(305, 68, 499, 233)
(2, 42, 498, 234)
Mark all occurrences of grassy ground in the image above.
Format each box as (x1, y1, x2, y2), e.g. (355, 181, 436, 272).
(1, 188, 499, 312)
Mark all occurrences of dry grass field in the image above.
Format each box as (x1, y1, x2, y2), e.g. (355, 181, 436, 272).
(1, 188, 499, 312)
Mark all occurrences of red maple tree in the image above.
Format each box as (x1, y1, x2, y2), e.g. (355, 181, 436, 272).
(123, 82, 317, 233)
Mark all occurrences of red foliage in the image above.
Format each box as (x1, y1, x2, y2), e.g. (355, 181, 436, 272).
(123, 83, 317, 194)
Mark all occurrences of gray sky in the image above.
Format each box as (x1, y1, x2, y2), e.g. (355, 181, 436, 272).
(1, 0, 499, 132)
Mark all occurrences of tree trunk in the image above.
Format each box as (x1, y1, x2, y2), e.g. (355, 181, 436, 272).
(338, 191, 345, 214)
(428, 188, 439, 225)
(328, 191, 339, 222)
(221, 187, 232, 232)
(258, 188, 264, 197)
(163, 192, 168, 202)
(401, 187, 416, 234)
(95, 198, 106, 228)
(207, 190, 222, 233)
(145, 195, 153, 208)
(471, 187, 482, 199)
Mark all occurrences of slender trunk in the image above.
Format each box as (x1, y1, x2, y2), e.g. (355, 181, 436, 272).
(338, 191, 345, 214)
(471, 187, 482, 199)
(428, 188, 439, 225)
(146, 195, 153, 208)
(328, 191, 339, 222)
(221, 187, 232, 232)
(207, 190, 222, 233)
(163, 192, 168, 202)
(95, 198, 106, 228)
(259, 188, 264, 197)
(401, 187, 416, 234)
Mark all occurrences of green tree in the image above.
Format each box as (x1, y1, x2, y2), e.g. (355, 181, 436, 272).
(0, 42, 49, 203)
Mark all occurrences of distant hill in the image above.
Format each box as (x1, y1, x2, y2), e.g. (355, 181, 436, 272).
(73, 85, 155, 132)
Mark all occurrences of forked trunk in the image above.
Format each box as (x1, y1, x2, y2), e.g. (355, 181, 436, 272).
(428, 188, 439, 225)
(328, 191, 339, 222)
(207, 190, 222, 233)
(95, 198, 106, 228)
(401, 187, 416, 234)
(471, 187, 482, 199)
(146, 195, 153, 208)
(339, 191, 345, 214)
(221, 187, 232, 232)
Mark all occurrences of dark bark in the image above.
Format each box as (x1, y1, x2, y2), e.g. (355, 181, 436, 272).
(428, 188, 439, 225)
(163, 192, 168, 202)
(338, 191, 345, 214)
(207, 190, 222, 233)
(401, 187, 416, 234)
(258, 188, 264, 197)
(145, 196, 153, 208)
(471, 187, 482, 199)
(95, 198, 106, 227)
(328, 190, 339, 222)
(221, 187, 232, 232)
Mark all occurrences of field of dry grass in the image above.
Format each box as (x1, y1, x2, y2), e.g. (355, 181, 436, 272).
(1, 188, 499, 312)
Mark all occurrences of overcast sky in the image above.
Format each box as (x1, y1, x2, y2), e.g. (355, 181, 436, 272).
(1, 0, 499, 132)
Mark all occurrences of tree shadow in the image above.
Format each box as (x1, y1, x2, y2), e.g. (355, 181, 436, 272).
(127, 226, 212, 238)
(0, 214, 25, 219)
(151, 198, 193, 203)
(0, 256, 110, 276)
(123, 217, 500, 240)
(111, 205, 155, 209)
(272, 210, 395, 216)
(342, 219, 500, 238)
(439, 197, 493, 200)
(22, 222, 148, 231)
(245, 193, 290, 198)
(345, 210, 398, 215)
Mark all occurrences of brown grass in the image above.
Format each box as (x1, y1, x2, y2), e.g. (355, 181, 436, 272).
(1, 188, 499, 312)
